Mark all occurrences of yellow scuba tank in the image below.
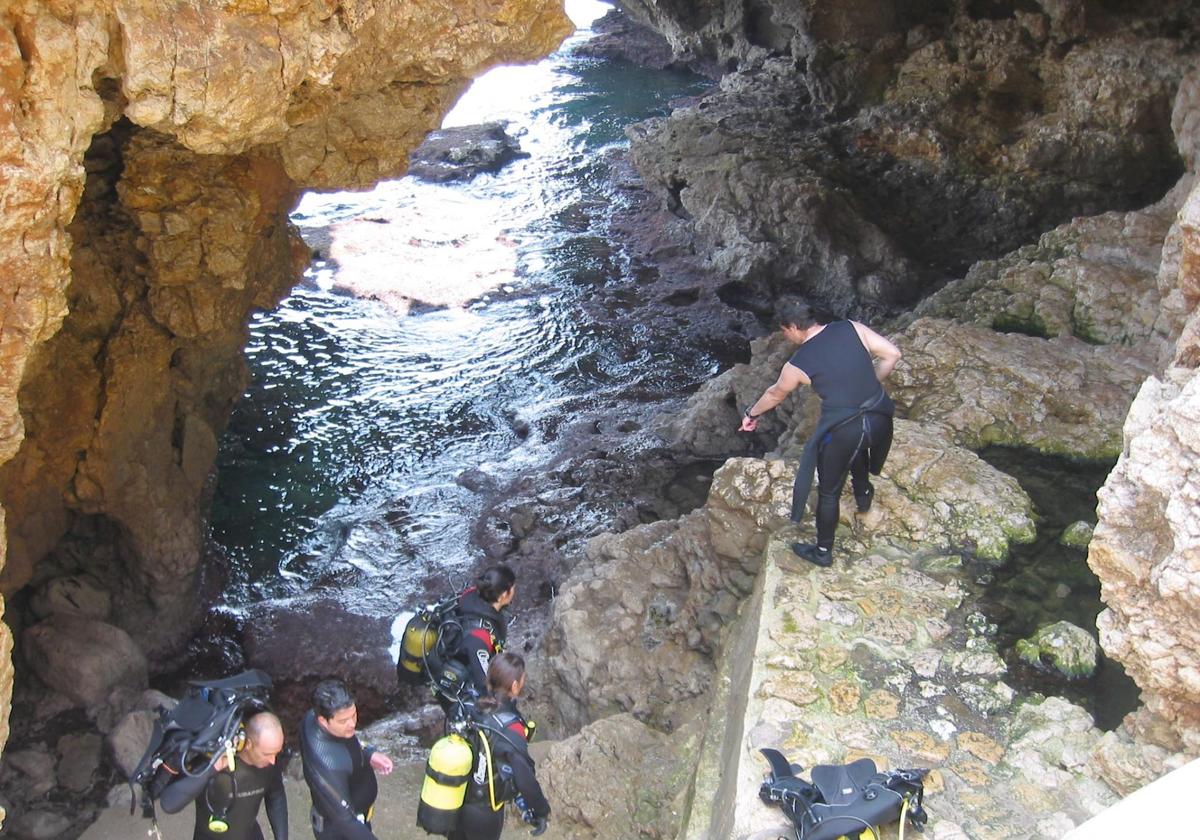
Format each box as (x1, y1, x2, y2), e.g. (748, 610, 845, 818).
(417, 732, 474, 834)
(399, 612, 439, 680)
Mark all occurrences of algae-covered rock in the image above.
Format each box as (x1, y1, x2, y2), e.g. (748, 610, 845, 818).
(1016, 621, 1100, 680)
(889, 318, 1155, 460)
(1060, 521, 1095, 548)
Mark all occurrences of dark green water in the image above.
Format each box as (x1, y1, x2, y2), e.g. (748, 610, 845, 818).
(208, 3, 714, 612)
(975, 446, 1140, 730)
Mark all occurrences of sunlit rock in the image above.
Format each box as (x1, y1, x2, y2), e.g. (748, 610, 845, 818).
(889, 318, 1155, 459)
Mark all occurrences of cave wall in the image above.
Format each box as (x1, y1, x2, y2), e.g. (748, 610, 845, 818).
(0, 0, 572, 755)
(625, 0, 1197, 315)
(1087, 66, 1200, 755)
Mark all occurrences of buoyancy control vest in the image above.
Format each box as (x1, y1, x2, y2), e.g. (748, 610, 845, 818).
(417, 701, 542, 836)
(127, 670, 273, 821)
(398, 587, 505, 705)
(758, 749, 928, 840)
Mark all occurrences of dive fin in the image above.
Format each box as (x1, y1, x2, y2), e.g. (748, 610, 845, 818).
(760, 748, 797, 780)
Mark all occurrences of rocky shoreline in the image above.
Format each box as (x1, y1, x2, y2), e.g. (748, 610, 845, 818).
(4, 3, 1200, 838)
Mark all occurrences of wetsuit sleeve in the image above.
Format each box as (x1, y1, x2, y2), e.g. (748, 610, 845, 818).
(509, 747, 550, 819)
(305, 764, 378, 840)
(461, 629, 495, 694)
(158, 767, 214, 814)
(498, 723, 548, 819)
(265, 765, 288, 840)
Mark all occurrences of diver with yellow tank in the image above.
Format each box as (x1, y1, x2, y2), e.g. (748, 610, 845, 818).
(419, 652, 549, 838)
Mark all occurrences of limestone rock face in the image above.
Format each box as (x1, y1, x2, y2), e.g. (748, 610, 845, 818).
(889, 318, 1155, 460)
(536, 713, 683, 840)
(1089, 368, 1200, 750)
(0, 0, 572, 757)
(910, 178, 1191, 355)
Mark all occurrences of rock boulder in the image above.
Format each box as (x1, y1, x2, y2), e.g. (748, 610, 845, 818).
(22, 617, 147, 710)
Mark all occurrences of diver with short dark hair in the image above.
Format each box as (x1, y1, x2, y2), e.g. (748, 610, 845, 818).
(740, 298, 902, 567)
(451, 652, 549, 840)
(159, 711, 288, 840)
(299, 679, 393, 839)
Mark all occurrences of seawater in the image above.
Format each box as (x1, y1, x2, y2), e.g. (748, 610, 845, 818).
(208, 1, 713, 613)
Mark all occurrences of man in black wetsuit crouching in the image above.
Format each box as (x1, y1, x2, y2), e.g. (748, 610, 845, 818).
(159, 711, 288, 840)
(740, 298, 902, 567)
(299, 679, 394, 839)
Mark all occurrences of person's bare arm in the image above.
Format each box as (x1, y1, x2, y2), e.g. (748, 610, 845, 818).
(739, 363, 810, 431)
(851, 321, 902, 382)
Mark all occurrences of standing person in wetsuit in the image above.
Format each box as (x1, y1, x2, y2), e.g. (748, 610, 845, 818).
(159, 711, 288, 840)
(455, 564, 516, 697)
(453, 652, 549, 840)
(740, 298, 902, 567)
(299, 680, 394, 840)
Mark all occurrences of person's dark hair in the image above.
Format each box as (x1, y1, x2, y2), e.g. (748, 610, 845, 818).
(775, 298, 822, 330)
(312, 679, 355, 719)
(476, 564, 516, 605)
(476, 652, 525, 714)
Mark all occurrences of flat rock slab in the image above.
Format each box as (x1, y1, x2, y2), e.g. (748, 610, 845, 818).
(696, 540, 1118, 839)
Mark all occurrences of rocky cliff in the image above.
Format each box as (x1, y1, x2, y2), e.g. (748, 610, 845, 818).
(528, 2, 1200, 837)
(0, 0, 572, 763)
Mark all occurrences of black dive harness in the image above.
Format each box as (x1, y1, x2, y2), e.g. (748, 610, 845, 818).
(759, 750, 928, 840)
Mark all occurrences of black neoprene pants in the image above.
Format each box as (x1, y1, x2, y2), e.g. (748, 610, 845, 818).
(815, 412, 893, 549)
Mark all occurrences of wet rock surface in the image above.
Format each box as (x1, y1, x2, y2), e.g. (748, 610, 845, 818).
(1016, 621, 1101, 681)
(570, 9, 682, 72)
(406, 122, 530, 183)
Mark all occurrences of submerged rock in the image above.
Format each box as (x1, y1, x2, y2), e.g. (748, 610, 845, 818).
(1016, 621, 1101, 680)
(1061, 521, 1095, 548)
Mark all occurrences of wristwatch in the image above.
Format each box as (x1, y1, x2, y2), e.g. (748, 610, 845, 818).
(744, 406, 758, 420)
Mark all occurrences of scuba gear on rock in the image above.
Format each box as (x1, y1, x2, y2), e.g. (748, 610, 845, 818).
(758, 749, 929, 840)
(128, 670, 273, 819)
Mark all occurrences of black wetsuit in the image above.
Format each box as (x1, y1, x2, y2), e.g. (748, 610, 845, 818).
(788, 320, 895, 550)
(455, 589, 507, 696)
(451, 698, 549, 840)
(159, 759, 287, 840)
(298, 710, 379, 840)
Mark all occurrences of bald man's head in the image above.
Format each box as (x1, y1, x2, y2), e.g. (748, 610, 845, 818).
(241, 712, 284, 768)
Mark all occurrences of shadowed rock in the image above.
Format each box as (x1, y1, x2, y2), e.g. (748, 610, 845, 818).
(406, 122, 531, 183)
